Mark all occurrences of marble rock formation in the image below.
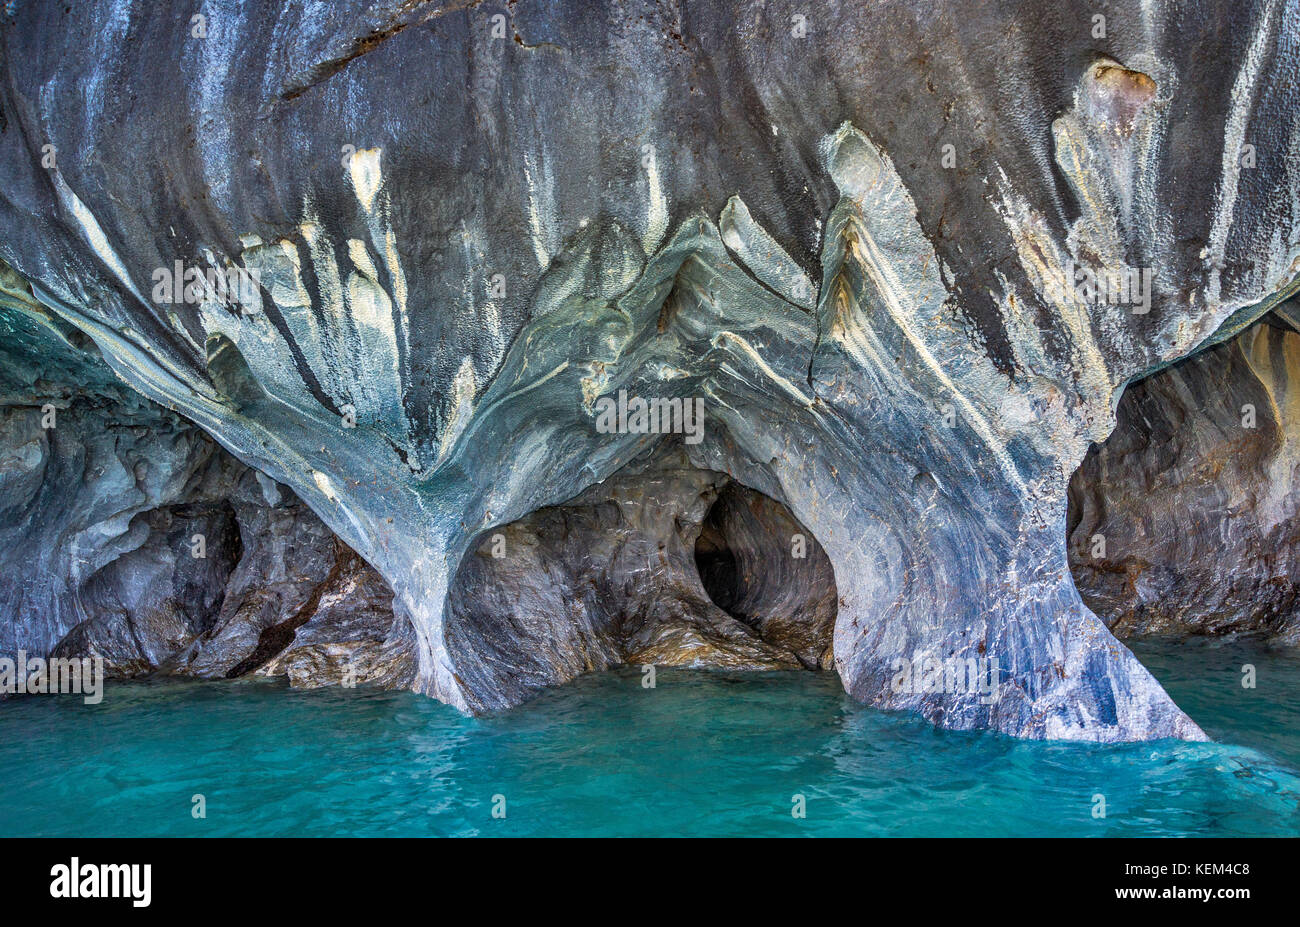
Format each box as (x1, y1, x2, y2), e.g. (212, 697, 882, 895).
(2, 1, 1299, 740)
(446, 442, 837, 711)
(1070, 311, 1300, 645)
(0, 282, 410, 688)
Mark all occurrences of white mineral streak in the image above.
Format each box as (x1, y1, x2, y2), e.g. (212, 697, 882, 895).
(346, 148, 412, 440)
(49, 177, 229, 406)
(709, 331, 815, 409)
(994, 183, 1113, 429)
(347, 147, 384, 214)
(54, 175, 145, 305)
(1207, 0, 1281, 305)
(346, 238, 379, 280)
(523, 150, 555, 268)
(820, 123, 1027, 496)
(719, 196, 818, 309)
(642, 147, 669, 255)
(436, 356, 478, 466)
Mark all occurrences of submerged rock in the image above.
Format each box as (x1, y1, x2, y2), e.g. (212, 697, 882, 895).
(1, 1, 1298, 739)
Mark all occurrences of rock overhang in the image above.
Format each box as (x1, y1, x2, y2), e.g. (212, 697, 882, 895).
(0, 0, 1297, 740)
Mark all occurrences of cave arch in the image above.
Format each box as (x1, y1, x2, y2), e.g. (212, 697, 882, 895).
(442, 444, 839, 711)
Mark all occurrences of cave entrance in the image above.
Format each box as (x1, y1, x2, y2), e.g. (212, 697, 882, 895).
(443, 445, 838, 712)
(693, 481, 838, 671)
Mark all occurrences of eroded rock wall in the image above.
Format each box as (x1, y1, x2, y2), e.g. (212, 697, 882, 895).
(0, 289, 411, 687)
(2, 1, 1299, 739)
(445, 443, 837, 711)
(1069, 313, 1300, 644)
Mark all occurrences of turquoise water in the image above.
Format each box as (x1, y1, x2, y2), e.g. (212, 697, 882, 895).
(1, 638, 1298, 837)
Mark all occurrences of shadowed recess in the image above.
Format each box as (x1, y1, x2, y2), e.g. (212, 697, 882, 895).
(444, 444, 838, 711)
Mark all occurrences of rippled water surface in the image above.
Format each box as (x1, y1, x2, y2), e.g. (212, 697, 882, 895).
(2, 638, 1298, 836)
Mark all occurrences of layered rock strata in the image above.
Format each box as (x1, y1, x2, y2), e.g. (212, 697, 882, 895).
(0, 290, 411, 688)
(2, 1, 1299, 739)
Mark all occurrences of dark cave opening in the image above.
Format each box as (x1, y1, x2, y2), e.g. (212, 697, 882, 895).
(692, 481, 839, 670)
(442, 447, 841, 711)
(694, 514, 741, 616)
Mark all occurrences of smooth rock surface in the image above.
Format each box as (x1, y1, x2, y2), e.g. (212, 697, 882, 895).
(445, 442, 836, 711)
(0, 284, 411, 687)
(1070, 311, 1300, 644)
(2, 1, 1299, 739)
